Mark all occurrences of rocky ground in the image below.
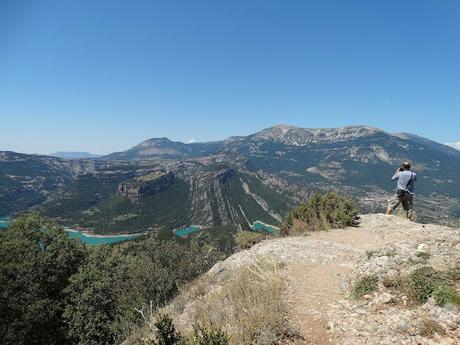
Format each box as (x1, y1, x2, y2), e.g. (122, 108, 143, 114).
(323, 214, 460, 345)
(162, 213, 460, 345)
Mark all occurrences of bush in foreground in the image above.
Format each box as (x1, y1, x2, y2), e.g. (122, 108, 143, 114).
(351, 274, 379, 299)
(409, 266, 460, 306)
(190, 324, 229, 345)
(280, 191, 359, 235)
(361, 263, 460, 308)
(152, 314, 185, 345)
(150, 314, 228, 345)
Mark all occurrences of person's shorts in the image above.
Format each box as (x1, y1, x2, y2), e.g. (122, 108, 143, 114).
(388, 191, 413, 212)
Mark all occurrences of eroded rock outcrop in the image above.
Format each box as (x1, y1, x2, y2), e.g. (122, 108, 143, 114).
(117, 171, 175, 203)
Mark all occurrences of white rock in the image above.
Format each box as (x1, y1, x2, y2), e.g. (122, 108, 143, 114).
(375, 292, 393, 305)
(416, 243, 430, 253)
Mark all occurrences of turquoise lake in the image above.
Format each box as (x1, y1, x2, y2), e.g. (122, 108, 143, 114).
(0, 217, 136, 245)
(66, 230, 137, 245)
(250, 221, 280, 234)
(175, 225, 201, 237)
(0, 218, 9, 229)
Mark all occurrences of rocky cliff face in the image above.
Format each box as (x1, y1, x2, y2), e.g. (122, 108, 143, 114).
(117, 171, 176, 203)
(160, 164, 285, 229)
(185, 166, 237, 226)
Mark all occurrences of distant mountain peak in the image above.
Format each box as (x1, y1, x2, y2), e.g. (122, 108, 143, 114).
(255, 125, 295, 140)
(139, 137, 177, 147)
(253, 124, 383, 145)
(446, 141, 460, 150)
(103, 137, 192, 160)
(272, 124, 297, 132)
(49, 151, 100, 159)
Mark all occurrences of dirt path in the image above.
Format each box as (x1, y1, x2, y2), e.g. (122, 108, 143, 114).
(282, 262, 352, 344)
(278, 214, 434, 344)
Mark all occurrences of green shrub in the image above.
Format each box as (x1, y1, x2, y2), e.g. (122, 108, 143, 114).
(351, 274, 378, 299)
(433, 285, 460, 307)
(190, 324, 229, 345)
(410, 266, 445, 303)
(234, 231, 265, 250)
(280, 192, 359, 235)
(152, 314, 184, 345)
(409, 266, 460, 306)
(148, 315, 229, 345)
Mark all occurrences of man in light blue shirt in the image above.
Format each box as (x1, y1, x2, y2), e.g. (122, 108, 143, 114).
(386, 161, 417, 220)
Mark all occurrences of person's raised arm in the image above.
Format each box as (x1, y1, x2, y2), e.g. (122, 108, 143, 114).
(391, 169, 400, 181)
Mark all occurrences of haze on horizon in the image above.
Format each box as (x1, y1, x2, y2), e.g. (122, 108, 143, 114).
(0, 0, 459, 155)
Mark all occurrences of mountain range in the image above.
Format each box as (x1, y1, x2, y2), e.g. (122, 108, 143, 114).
(1, 125, 459, 234)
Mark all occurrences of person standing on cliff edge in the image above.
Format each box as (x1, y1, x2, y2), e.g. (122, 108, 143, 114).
(386, 161, 417, 220)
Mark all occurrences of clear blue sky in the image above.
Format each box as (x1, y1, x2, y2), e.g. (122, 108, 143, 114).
(0, 0, 459, 154)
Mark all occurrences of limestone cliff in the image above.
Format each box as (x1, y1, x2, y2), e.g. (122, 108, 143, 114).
(117, 171, 175, 203)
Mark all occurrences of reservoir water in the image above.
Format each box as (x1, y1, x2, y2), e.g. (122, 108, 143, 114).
(0, 217, 9, 229)
(250, 221, 280, 234)
(174, 225, 201, 237)
(66, 230, 137, 245)
(0, 217, 137, 245)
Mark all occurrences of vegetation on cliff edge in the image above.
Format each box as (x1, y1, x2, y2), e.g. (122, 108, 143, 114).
(280, 191, 359, 235)
(0, 213, 225, 345)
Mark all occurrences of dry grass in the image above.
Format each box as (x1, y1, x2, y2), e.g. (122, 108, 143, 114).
(234, 231, 266, 250)
(418, 318, 446, 337)
(190, 256, 288, 345)
(288, 219, 310, 235)
(170, 274, 216, 317)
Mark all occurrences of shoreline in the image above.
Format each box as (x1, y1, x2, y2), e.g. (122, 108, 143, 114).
(251, 220, 280, 230)
(65, 227, 146, 238)
(173, 224, 203, 236)
(0, 217, 146, 239)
